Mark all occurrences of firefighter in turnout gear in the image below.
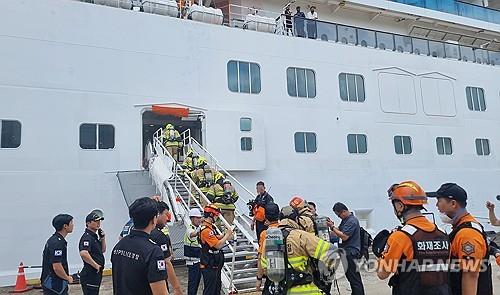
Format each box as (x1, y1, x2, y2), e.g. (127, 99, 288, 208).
(377, 181, 450, 295)
(163, 123, 181, 161)
(181, 149, 199, 175)
(261, 206, 340, 295)
(289, 196, 316, 233)
(192, 157, 216, 207)
(213, 176, 239, 225)
(257, 203, 281, 294)
(199, 204, 233, 295)
(429, 183, 492, 295)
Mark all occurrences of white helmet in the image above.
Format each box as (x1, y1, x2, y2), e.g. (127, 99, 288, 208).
(188, 208, 202, 218)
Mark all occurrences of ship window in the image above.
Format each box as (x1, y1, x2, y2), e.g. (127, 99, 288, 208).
(240, 118, 252, 131)
(347, 134, 367, 154)
(339, 73, 365, 102)
(287, 67, 316, 98)
(436, 137, 453, 155)
(80, 123, 115, 150)
(294, 132, 317, 153)
(0, 120, 21, 149)
(475, 138, 490, 156)
(394, 136, 412, 155)
(466, 87, 486, 111)
(241, 137, 253, 151)
(227, 60, 261, 94)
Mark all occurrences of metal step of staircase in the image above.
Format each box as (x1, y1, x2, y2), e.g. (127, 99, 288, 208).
(151, 130, 260, 294)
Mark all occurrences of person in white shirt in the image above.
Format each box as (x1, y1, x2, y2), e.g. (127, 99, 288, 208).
(306, 6, 318, 20)
(306, 6, 318, 39)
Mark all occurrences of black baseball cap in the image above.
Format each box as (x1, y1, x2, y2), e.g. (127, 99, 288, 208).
(427, 183, 467, 203)
(85, 212, 104, 223)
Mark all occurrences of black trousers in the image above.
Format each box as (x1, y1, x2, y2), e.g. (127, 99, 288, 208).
(255, 220, 268, 241)
(80, 268, 102, 295)
(202, 267, 222, 295)
(345, 252, 365, 295)
(187, 263, 202, 295)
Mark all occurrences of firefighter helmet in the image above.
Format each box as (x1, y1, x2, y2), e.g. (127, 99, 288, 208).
(165, 123, 174, 130)
(197, 156, 208, 167)
(289, 195, 306, 209)
(203, 204, 221, 218)
(388, 181, 427, 206)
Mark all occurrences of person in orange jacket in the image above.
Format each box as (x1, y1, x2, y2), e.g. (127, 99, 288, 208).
(249, 181, 274, 239)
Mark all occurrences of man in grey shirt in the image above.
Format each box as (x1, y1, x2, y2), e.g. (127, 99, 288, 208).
(328, 202, 365, 295)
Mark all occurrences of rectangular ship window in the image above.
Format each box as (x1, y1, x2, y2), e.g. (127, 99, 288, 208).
(227, 60, 261, 94)
(394, 135, 412, 155)
(0, 120, 21, 149)
(436, 137, 453, 155)
(339, 73, 365, 102)
(294, 132, 317, 153)
(80, 123, 115, 150)
(347, 134, 367, 154)
(287, 67, 316, 98)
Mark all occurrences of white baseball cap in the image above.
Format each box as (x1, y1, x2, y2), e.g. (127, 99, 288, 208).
(188, 208, 202, 218)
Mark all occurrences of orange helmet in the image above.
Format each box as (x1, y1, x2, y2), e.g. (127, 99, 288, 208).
(203, 204, 221, 218)
(289, 195, 306, 209)
(388, 181, 427, 206)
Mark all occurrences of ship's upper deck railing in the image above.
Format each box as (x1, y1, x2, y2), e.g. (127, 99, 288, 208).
(76, 0, 500, 66)
(279, 14, 500, 66)
(391, 0, 500, 25)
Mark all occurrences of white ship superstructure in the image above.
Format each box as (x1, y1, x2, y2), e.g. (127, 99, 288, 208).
(1, 0, 500, 289)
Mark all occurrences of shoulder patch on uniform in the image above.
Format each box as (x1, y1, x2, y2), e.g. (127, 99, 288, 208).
(157, 260, 166, 271)
(54, 250, 63, 256)
(149, 239, 157, 245)
(161, 244, 168, 251)
(462, 241, 475, 256)
(83, 241, 90, 247)
(400, 225, 417, 235)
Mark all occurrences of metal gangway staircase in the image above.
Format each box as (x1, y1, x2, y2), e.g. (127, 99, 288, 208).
(147, 128, 260, 294)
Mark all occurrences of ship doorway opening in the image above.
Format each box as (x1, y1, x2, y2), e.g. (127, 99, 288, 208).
(142, 110, 203, 167)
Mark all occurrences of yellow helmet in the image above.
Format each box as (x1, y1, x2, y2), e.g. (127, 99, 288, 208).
(197, 156, 207, 167)
(165, 123, 174, 130)
(214, 172, 225, 183)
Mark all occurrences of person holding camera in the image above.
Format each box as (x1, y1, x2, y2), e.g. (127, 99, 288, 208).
(249, 181, 274, 239)
(79, 210, 106, 295)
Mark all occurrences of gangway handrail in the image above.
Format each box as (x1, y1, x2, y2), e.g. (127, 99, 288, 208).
(190, 138, 256, 211)
(153, 129, 243, 292)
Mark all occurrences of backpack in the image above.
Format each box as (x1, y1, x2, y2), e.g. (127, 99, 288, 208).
(359, 227, 373, 260)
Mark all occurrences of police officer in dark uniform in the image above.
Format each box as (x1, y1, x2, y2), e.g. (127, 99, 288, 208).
(41, 214, 74, 295)
(79, 210, 106, 295)
(111, 197, 168, 295)
(150, 201, 183, 295)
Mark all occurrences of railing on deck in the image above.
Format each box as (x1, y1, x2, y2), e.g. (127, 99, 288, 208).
(391, 0, 500, 25)
(77, 0, 500, 66)
(278, 14, 500, 66)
